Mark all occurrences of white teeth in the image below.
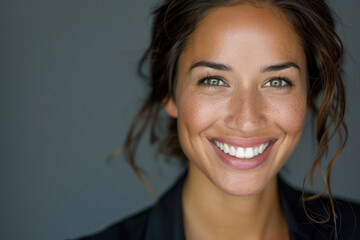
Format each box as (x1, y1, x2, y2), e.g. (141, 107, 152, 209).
(220, 143, 224, 151)
(259, 144, 265, 154)
(224, 144, 229, 153)
(254, 146, 259, 156)
(245, 148, 254, 158)
(215, 141, 225, 151)
(236, 147, 245, 158)
(229, 146, 236, 156)
(214, 140, 272, 159)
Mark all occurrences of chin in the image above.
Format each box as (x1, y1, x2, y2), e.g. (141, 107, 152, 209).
(217, 175, 272, 197)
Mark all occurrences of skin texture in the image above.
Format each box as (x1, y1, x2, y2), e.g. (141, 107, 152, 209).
(164, 4, 307, 240)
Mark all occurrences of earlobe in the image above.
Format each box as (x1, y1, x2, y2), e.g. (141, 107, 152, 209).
(163, 97, 178, 118)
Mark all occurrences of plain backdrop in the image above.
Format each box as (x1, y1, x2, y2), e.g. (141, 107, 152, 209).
(1, 0, 359, 239)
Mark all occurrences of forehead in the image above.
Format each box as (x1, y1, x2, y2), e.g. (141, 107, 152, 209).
(179, 4, 305, 72)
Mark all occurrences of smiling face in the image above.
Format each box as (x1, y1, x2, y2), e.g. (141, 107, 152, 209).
(164, 4, 308, 196)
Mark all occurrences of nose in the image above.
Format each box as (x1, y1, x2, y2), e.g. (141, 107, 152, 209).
(224, 88, 267, 134)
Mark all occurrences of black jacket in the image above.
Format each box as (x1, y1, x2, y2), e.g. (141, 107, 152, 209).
(76, 172, 360, 240)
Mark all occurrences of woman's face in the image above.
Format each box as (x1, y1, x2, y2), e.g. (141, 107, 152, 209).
(164, 4, 308, 196)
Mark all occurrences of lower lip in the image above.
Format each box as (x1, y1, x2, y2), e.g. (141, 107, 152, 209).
(211, 141, 275, 171)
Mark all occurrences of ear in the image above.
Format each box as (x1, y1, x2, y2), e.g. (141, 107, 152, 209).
(163, 96, 178, 118)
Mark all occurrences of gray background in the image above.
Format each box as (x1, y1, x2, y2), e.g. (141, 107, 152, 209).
(1, 0, 359, 239)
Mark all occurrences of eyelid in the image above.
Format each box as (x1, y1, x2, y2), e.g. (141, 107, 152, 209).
(198, 75, 228, 87)
(197, 75, 293, 88)
(263, 76, 293, 88)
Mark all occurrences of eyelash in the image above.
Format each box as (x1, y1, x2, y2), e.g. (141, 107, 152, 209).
(198, 75, 293, 89)
(198, 75, 227, 87)
(264, 76, 293, 89)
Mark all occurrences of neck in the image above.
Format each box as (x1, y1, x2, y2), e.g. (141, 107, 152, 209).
(182, 165, 289, 240)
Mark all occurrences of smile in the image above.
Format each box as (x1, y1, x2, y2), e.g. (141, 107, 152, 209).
(214, 140, 271, 159)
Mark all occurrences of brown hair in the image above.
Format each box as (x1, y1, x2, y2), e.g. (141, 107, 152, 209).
(114, 0, 347, 236)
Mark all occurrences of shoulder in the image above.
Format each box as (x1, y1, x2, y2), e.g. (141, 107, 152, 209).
(304, 189, 360, 238)
(73, 170, 187, 240)
(333, 196, 360, 238)
(74, 207, 152, 240)
(310, 195, 360, 239)
(278, 177, 360, 239)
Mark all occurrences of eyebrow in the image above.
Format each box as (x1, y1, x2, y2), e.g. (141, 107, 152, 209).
(261, 61, 300, 73)
(189, 60, 300, 73)
(189, 61, 233, 72)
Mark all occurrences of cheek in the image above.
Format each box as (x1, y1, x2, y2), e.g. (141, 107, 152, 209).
(267, 94, 307, 135)
(176, 92, 227, 136)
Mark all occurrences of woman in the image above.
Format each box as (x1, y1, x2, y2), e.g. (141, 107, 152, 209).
(78, 0, 360, 239)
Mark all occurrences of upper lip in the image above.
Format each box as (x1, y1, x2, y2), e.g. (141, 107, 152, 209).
(209, 136, 277, 148)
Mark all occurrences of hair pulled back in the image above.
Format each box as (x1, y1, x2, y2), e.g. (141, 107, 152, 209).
(119, 0, 347, 234)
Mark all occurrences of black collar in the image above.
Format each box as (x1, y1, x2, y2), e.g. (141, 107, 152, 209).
(144, 171, 327, 240)
(144, 170, 186, 240)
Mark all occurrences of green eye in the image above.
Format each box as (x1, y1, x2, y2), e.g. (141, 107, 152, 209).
(264, 78, 290, 88)
(202, 77, 226, 86)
